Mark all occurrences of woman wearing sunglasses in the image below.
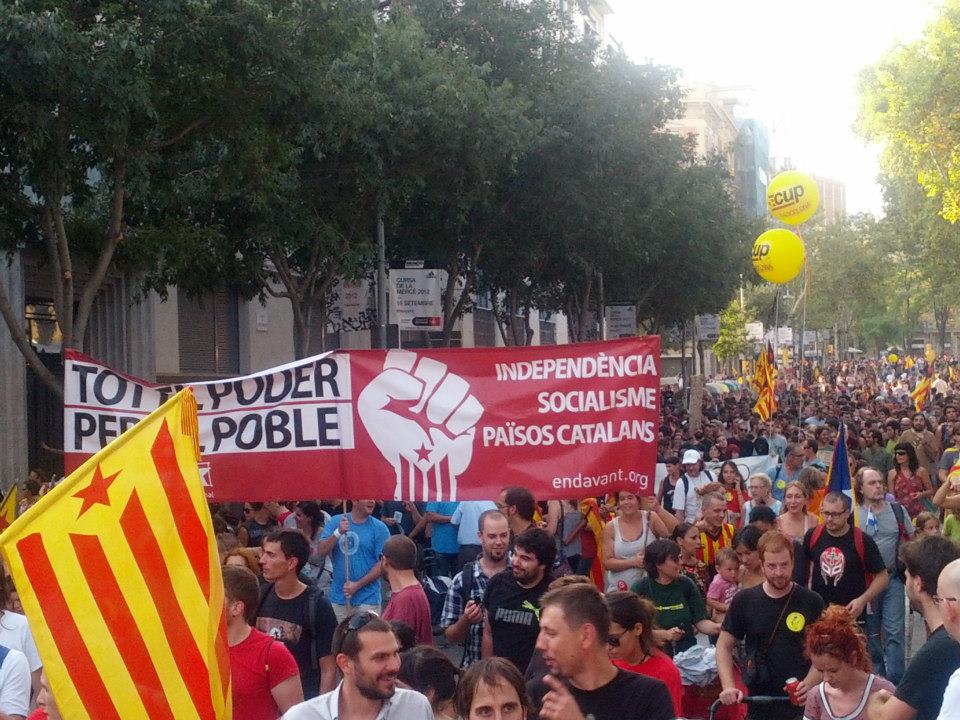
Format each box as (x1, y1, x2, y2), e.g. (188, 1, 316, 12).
(888, 442, 933, 518)
(605, 591, 683, 717)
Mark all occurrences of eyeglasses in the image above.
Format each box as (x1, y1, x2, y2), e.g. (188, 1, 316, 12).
(933, 595, 959, 606)
(243, 507, 253, 513)
(346, 610, 380, 632)
(607, 629, 629, 647)
(895, 451, 907, 456)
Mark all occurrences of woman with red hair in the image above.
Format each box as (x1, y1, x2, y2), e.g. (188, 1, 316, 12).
(802, 606, 894, 720)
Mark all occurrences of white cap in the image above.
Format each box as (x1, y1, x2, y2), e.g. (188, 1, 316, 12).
(682, 449, 702, 465)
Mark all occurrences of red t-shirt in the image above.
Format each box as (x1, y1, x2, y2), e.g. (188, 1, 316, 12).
(230, 628, 300, 720)
(383, 585, 434, 646)
(27, 710, 46, 720)
(614, 651, 684, 716)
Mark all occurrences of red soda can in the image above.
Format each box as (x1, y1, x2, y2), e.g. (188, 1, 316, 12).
(784, 677, 801, 706)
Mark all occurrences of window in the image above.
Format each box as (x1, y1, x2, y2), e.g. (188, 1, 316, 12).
(24, 300, 62, 351)
(178, 290, 239, 375)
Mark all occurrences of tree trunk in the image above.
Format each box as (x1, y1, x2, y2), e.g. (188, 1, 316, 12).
(934, 303, 951, 355)
(0, 276, 64, 398)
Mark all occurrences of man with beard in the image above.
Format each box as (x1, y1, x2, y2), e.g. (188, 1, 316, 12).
(441, 510, 510, 667)
(526, 583, 674, 720)
(798, 491, 888, 619)
(898, 412, 939, 477)
(281, 613, 433, 719)
(482, 527, 555, 672)
(717, 530, 824, 720)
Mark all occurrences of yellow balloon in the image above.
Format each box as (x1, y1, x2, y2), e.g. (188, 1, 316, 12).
(888, 353, 899, 363)
(752, 229, 805, 284)
(767, 171, 820, 225)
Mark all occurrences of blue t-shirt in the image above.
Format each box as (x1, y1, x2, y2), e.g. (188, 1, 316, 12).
(426, 502, 460, 554)
(451, 501, 497, 545)
(320, 513, 390, 606)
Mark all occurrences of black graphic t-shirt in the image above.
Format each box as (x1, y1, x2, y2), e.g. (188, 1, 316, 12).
(723, 583, 824, 720)
(527, 668, 675, 720)
(895, 626, 960, 720)
(798, 528, 885, 607)
(255, 585, 337, 698)
(483, 570, 552, 673)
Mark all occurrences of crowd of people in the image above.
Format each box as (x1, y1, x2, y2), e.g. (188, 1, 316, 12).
(10, 356, 960, 720)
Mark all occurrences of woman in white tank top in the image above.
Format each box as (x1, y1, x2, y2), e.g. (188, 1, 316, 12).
(602, 492, 669, 591)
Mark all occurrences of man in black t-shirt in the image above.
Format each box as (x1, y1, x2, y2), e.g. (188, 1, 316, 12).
(527, 583, 674, 720)
(482, 527, 555, 672)
(256, 529, 338, 699)
(867, 535, 960, 720)
(797, 492, 887, 617)
(718, 530, 824, 720)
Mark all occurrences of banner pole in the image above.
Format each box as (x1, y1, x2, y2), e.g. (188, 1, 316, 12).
(343, 499, 352, 612)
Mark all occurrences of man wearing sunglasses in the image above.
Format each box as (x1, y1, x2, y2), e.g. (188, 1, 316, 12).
(282, 612, 433, 719)
(797, 492, 887, 620)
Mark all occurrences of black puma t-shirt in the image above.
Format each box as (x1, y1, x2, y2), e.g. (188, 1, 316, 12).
(483, 570, 551, 673)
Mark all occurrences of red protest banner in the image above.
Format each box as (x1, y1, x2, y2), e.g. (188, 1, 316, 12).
(64, 337, 660, 501)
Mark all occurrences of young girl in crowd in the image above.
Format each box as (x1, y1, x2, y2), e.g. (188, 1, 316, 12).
(914, 511, 942, 538)
(705, 548, 739, 623)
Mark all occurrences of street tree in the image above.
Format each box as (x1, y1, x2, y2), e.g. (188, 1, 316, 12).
(0, 0, 289, 395)
(858, 1, 960, 222)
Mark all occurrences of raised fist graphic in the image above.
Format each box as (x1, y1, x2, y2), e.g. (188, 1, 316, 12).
(358, 350, 484, 501)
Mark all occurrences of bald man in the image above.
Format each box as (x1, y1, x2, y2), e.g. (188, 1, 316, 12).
(935, 559, 960, 720)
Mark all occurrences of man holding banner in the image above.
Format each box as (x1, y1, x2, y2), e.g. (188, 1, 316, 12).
(316, 501, 390, 622)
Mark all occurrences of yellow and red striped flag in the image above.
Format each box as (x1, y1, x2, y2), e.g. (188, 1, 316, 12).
(911, 367, 934, 413)
(0, 485, 17, 531)
(0, 389, 230, 720)
(753, 343, 777, 421)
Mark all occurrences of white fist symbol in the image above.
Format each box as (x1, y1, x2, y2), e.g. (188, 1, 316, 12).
(358, 350, 484, 501)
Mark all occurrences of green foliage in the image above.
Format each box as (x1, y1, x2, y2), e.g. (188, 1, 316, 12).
(858, 1, 960, 222)
(713, 299, 750, 363)
(0, 0, 762, 368)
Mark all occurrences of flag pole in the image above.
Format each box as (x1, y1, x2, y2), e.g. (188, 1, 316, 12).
(798, 258, 810, 430)
(343, 499, 352, 612)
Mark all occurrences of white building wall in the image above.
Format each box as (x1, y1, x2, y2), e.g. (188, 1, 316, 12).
(239, 294, 295, 373)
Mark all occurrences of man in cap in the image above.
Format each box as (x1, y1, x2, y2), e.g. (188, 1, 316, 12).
(673, 449, 715, 524)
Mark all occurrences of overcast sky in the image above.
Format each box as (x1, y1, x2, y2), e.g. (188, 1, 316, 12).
(604, 0, 940, 215)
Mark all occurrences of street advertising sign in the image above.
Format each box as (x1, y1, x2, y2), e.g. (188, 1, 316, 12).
(745, 322, 764, 342)
(695, 314, 720, 341)
(605, 304, 637, 338)
(391, 268, 444, 329)
(64, 337, 661, 501)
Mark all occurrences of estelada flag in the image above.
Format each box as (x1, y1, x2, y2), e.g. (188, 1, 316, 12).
(753, 343, 777, 421)
(0, 389, 230, 720)
(825, 422, 856, 526)
(911, 365, 934, 413)
(0, 485, 17, 531)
